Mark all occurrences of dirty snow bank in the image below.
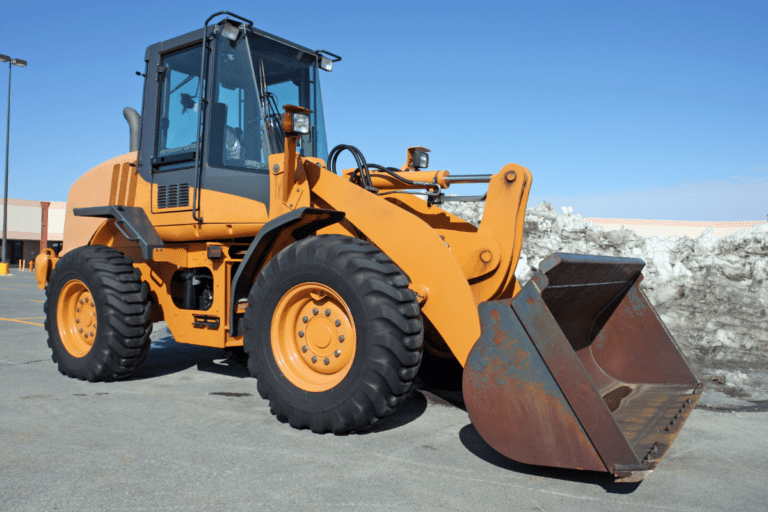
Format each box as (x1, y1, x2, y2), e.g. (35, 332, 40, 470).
(442, 201, 768, 408)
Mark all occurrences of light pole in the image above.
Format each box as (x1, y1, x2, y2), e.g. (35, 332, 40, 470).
(0, 54, 27, 265)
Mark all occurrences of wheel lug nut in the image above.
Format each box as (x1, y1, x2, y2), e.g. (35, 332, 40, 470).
(302, 345, 308, 353)
(311, 356, 318, 363)
(339, 335, 345, 342)
(75, 319, 80, 323)
(299, 331, 305, 338)
(84, 297, 89, 303)
(78, 329, 83, 333)
(302, 316, 309, 323)
(335, 320, 341, 327)
(76, 307, 80, 312)
(79, 300, 84, 304)
(312, 308, 318, 315)
(324, 358, 330, 365)
(325, 309, 331, 316)
(334, 350, 341, 357)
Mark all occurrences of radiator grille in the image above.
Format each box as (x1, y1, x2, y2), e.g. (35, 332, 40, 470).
(157, 183, 190, 209)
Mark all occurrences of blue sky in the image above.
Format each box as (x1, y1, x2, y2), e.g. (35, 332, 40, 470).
(0, 0, 765, 220)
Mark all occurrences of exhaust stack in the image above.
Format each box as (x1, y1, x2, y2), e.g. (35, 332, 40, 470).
(123, 107, 141, 152)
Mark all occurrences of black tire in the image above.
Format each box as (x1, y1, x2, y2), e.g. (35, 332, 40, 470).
(244, 235, 423, 434)
(45, 245, 152, 382)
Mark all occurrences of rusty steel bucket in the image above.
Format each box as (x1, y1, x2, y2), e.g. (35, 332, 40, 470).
(463, 253, 705, 482)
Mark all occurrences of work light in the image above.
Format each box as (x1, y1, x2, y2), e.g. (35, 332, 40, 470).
(220, 22, 241, 41)
(285, 113, 310, 135)
(413, 150, 429, 169)
(319, 56, 333, 72)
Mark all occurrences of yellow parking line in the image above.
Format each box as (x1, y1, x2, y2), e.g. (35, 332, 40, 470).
(0, 318, 44, 327)
(16, 317, 45, 320)
(31, 300, 44, 303)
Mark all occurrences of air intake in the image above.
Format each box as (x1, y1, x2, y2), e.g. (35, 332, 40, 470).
(157, 183, 190, 209)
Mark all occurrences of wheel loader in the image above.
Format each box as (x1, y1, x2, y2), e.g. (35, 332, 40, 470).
(36, 11, 704, 482)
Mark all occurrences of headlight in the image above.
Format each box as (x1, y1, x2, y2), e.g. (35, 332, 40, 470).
(413, 151, 429, 169)
(291, 113, 310, 135)
(284, 112, 310, 135)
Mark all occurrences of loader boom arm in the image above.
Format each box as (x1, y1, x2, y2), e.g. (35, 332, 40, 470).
(306, 161, 483, 364)
(305, 160, 533, 364)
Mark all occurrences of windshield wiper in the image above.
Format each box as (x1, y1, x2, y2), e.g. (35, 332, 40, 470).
(258, 59, 284, 154)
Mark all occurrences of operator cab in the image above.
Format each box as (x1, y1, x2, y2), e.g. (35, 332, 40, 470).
(137, 13, 339, 216)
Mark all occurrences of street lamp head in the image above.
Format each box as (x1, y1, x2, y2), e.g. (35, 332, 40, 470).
(0, 55, 27, 66)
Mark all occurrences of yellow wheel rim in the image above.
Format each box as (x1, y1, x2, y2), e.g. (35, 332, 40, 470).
(57, 279, 97, 358)
(272, 282, 356, 392)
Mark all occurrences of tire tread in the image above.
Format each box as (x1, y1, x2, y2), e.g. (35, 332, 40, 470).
(44, 245, 152, 382)
(244, 235, 423, 434)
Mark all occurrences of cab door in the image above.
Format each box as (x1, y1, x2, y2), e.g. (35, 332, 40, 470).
(140, 34, 270, 232)
(197, 34, 271, 225)
(151, 45, 198, 218)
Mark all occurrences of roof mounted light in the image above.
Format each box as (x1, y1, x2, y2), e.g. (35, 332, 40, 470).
(319, 56, 333, 72)
(219, 21, 242, 42)
(315, 49, 342, 72)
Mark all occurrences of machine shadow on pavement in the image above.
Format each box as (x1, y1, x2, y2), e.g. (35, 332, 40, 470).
(131, 337, 250, 380)
(418, 370, 644, 494)
(458, 424, 642, 494)
(363, 391, 428, 434)
(132, 336, 431, 433)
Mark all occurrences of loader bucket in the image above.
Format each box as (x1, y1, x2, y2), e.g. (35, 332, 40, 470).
(463, 253, 704, 482)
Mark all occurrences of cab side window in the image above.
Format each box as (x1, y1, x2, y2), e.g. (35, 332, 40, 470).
(157, 46, 203, 158)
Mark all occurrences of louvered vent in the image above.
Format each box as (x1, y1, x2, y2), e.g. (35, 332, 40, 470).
(157, 183, 190, 209)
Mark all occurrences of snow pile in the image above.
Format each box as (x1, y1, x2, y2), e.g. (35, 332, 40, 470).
(443, 200, 768, 408)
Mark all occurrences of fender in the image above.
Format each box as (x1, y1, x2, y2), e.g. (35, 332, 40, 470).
(228, 207, 345, 336)
(73, 205, 164, 260)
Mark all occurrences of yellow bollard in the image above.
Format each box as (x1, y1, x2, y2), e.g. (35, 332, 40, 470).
(0, 262, 8, 276)
(29, 260, 34, 272)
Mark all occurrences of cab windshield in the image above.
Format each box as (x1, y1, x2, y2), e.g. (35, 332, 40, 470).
(209, 31, 328, 171)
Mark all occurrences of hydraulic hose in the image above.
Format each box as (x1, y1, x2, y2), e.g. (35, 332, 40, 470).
(327, 145, 376, 192)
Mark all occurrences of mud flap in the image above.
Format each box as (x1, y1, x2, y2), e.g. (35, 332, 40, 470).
(462, 253, 705, 481)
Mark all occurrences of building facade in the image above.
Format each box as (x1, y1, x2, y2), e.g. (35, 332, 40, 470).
(0, 198, 65, 265)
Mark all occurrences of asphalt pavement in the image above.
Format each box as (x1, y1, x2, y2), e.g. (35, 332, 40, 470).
(1, 271, 766, 511)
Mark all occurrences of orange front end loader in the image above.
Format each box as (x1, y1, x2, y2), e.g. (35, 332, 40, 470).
(36, 11, 703, 483)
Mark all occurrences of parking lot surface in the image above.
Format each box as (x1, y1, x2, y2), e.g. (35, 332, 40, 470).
(1, 271, 766, 511)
